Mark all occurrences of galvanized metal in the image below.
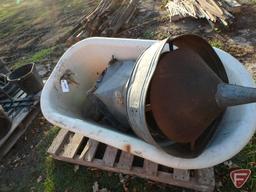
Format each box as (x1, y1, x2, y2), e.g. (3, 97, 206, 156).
(126, 39, 167, 146)
(94, 59, 134, 130)
(216, 83, 256, 108)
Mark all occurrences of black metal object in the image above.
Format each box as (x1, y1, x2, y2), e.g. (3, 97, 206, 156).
(0, 63, 40, 141)
(0, 73, 20, 101)
(0, 96, 37, 111)
(7, 63, 43, 95)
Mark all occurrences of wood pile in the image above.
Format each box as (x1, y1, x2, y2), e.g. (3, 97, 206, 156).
(166, 0, 241, 26)
(63, 0, 139, 45)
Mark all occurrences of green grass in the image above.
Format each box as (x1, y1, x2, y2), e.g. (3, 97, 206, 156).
(12, 47, 54, 69)
(209, 39, 224, 49)
(215, 135, 256, 191)
(30, 48, 54, 62)
(143, 30, 156, 39)
(0, 0, 97, 40)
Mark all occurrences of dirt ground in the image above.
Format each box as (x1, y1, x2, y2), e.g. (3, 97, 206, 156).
(0, 0, 256, 191)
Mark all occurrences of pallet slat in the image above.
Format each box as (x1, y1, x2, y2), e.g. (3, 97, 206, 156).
(48, 130, 215, 192)
(103, 146, 118, 167)
(143, 160, 158, 176)
(47, 129, 69, 155)
(173, 169, 190, 182)
(80, 139, 99, 161)
(0, 108, 40, 159)
(0, 91, 40, 160)
(196, 168, 215, 185)
(117, 152, 134, 170)
(62, 133, 84, 158)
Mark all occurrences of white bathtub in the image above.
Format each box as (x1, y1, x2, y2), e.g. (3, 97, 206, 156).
(41, 37, 256, 169)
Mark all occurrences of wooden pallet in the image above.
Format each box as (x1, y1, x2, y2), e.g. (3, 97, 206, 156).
(48, 130, 215, 192)
(0, 91, 40, 160)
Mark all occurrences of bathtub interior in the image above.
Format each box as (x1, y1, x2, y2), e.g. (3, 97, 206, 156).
(42, 37, 256, 164)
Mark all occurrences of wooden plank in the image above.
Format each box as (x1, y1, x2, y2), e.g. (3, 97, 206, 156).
(196, 168, 215, 186)
(48, 129, 216, 192)
(117, 152, 134, 170)
(170, 14, 188, 22)
(222, 0, 241, 13)
(0, 103, 39, 147)
(198, 0, 223, 18)
(62, 133, 84, 159)
(173, 169, 190, 181)
(80, 139, 99, 162)
(143, 160, 158, 176)
(0, 107, 40, 159)
(47, 129, 69, 155)
(52, 152, 215, 192)
(103, 146, 118, 167)
(0, 91, 40, 148)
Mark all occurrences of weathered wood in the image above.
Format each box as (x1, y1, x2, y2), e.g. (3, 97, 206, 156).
(0, 91, 40, 156)
(62, 133, 84, 158)
(196, 168, 215, 186)
(64, 0, 139, 43)
(103, 146, 118, 167)
(173, 169, 190, 182)
(0, 107, 40, 159)
(166, 0, 236, 26)
(143, 160, 158, 176)
(117, 151, 134, 170)
(48, 130, 215, 192)
(222, 0, 241, 13)
(80, 139, 99, 161)
(47, 129, 69, 155)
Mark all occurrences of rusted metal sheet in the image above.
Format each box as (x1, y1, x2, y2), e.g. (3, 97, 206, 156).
(150, 48, 223, 143)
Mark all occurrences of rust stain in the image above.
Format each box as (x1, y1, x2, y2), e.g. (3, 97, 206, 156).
(123, 144, 131, 154)
(60, 69, 79, 86)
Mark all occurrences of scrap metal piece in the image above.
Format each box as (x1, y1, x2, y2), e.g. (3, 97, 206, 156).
(150, 47, 223, 143)
(94, 59, 135, 130)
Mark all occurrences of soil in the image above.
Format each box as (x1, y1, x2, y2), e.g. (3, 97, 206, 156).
(0, 114, 52, 191)
(0, 0, 256, 191)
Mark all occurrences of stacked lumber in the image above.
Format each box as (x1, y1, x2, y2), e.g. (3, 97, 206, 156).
(166, 0, 241, 26)
(63, 0, 139, 45)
